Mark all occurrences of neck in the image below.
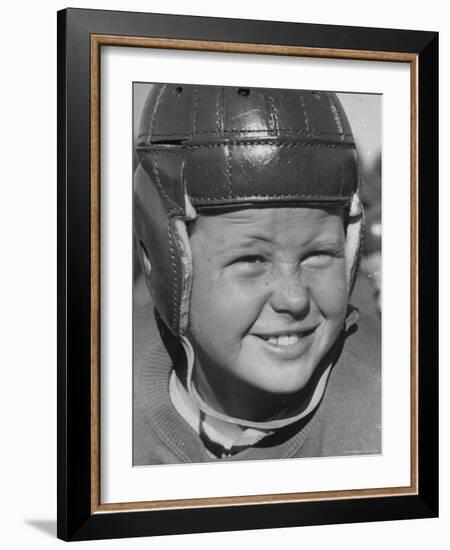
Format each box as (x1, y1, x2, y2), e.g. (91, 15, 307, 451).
(191, 354, 332, 423)
(192, 366, 298, 422)
(182, 332, 343, 428)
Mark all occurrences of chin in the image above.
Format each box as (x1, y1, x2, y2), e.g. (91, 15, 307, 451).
(234, 354, 317, 396)
(239, 330, 340, 396)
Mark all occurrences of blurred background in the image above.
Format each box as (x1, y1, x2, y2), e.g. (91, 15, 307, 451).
(338, 93, 382, 320)
(133, 84, 382, 322)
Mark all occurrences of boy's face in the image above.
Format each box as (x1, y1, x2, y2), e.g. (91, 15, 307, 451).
(188, 207, 348, 410)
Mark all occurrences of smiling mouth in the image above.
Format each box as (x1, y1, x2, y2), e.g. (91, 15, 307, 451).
(255, 327, 317, 347)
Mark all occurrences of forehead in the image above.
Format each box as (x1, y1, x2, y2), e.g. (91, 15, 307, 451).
(190, 207, 345, 246)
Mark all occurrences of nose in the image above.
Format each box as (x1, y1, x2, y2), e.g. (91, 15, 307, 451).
(269, 270, 310, 317)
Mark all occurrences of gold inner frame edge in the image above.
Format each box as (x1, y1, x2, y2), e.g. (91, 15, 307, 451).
(90, 35, 419, 514)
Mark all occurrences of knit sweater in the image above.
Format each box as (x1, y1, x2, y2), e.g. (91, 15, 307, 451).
(133, 309, 381, 465)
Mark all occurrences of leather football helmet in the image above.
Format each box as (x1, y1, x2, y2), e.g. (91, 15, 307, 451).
(134, 84, 363, 337)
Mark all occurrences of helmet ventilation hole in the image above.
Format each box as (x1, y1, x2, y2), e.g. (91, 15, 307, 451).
(237, 88, 250, 97)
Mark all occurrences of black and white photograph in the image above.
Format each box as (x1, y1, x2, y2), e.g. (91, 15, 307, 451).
(132, 83, 382, 465)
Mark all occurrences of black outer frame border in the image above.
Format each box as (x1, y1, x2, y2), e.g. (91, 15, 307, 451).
(57, 7, 438, 542)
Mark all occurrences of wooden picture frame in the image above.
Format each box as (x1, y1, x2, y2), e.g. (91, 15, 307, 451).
(57, 8, 438, 541)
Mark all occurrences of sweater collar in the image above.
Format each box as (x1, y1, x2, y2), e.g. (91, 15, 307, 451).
(139, 307, 359, 463)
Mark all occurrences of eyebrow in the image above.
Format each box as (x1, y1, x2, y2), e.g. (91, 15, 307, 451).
(309, 234, 345, 247)
(236, 233, 274, 245)
(217, 239, 269, 255)
(218, 232, 345, 256)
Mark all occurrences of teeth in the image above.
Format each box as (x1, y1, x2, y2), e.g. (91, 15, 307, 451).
(278, 335, 290, 346)
(266, 334, 300, 346)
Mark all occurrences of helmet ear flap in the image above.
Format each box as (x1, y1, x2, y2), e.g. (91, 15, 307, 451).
(134, 165, 184, 335)
(345, 193, 365, 297)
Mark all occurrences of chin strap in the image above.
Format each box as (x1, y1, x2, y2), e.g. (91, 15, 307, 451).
(179, 334, 333, 431)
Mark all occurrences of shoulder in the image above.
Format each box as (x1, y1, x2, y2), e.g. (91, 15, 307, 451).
(342, 308, 381, 382)
(314, 309, 381, 456)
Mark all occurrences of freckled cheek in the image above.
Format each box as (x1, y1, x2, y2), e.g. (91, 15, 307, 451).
(195, 273, 266, 335)
(215, 278, 266, 321)
(306, 268, 347, 319)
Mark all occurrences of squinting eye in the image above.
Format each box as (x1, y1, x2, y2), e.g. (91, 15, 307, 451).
(237, 255, 267, 265)
(302, 252, 335, 267)
(231, 255, 269, 275)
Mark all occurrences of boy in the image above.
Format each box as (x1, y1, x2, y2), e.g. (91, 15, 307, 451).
(133, 84, 381, 464)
